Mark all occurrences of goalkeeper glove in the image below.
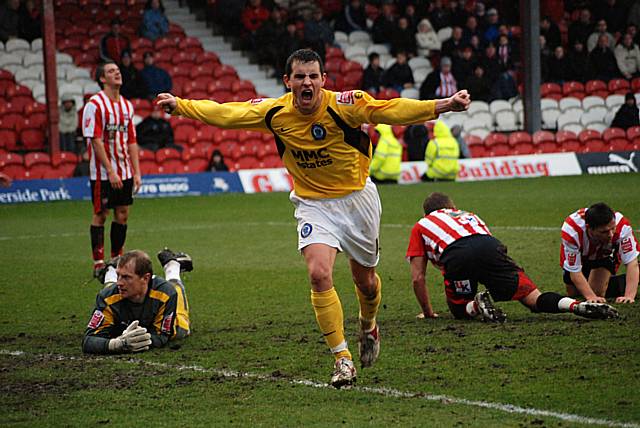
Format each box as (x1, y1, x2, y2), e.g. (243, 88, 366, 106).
(108, 320, 152, 353)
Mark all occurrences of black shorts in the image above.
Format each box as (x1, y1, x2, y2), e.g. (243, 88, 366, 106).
(440, 235, 537, 303)
(91, 178, 134, 214)
(562, 257, 618, 286)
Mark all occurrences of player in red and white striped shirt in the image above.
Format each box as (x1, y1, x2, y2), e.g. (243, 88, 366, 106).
(82, 61, 141, 276)
(561, 203, 639, 304)
(406, 192, 619, 321)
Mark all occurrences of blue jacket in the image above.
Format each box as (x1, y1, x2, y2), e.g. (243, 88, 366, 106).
(140, 65, 172, 98)
(140, 9, 169, 41)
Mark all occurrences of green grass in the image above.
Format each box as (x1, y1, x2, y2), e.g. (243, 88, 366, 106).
(1, 174, 639, 427)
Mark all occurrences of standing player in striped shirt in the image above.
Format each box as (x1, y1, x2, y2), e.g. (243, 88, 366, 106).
(407, 192, 619, 321)
(82, 62, 141, 277)
(561, 203, 639, 304)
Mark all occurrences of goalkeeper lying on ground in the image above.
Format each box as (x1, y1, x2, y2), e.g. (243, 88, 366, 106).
(82, 248, 192, 354)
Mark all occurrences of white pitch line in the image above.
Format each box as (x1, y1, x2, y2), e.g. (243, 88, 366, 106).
(1, 349, 638, 428)
(0, 222, 638, 241)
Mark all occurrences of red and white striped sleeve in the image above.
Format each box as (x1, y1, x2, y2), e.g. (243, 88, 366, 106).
(560, 212, 584, 272)
(615, 214, 640, 265)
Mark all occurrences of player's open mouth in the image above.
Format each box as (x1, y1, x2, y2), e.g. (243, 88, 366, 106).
(301, 89, 313, 101)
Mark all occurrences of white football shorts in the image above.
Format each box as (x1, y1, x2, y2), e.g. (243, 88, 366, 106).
(289, 178, 382, 267)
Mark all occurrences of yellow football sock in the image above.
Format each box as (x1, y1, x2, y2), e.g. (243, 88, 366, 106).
(355, 273, 382, 332)
(311, 288, 351, 361)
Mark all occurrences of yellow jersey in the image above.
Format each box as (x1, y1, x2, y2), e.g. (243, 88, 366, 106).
(175, 89, 438, 199)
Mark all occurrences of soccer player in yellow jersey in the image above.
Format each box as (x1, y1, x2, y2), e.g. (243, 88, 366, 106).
(157, 49, 470, 388)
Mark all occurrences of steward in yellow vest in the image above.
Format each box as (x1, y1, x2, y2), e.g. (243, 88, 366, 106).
(423, 120, 460, 181)
(369, 124, 403, 184)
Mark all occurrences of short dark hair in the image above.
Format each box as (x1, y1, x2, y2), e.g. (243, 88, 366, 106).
(585, 203, 615, 229)
(368, 52, 379, 62)
(118, 250, 153, 278)
(95, 61, 116, 89)
(423, 192, 455, 215)
(285, 49, 324, 77)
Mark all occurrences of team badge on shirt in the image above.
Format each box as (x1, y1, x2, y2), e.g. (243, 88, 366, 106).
(622, 238, 633, 253)
(301, 223, 313, 238)
(161, 312, 174, 334)
(311, 124, 326, 140)
(87, 310, 104, 329)
(567, 253, 577, 266)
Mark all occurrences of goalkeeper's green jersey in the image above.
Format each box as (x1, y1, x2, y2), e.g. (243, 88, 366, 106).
(174, 89, 438, 199)
(82, 276, 190, 354)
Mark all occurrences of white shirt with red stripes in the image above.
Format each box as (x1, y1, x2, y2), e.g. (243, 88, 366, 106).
(406, 209, 491, 266)
(82, 91, 137, 181)
(561, 208, 639, 272)
(434, 72, 457, 98)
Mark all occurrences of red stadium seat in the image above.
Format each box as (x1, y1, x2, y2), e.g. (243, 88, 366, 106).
(608, 78, 630, 94)
(182, 146, 209, 162)
(325, 58, 344, 76)
(578, 129, 602, 144)
(139, 159, 159, 175)
(193, 127, 216, 145)
(211, 90, 233, 103)
(555, 130, 581, 152)
(24, 102, 47, 115)
(232, 90, 256, 102)
(20, 129, 46, 150)
(260, 154, 283, 168)
(532, 130, 554, 144)
(3, 164, 27, 179)
(187, 158, 208, 172)
(582, 139, 606, 152)
(231, 80, 256, 93)
(0, 152, 24, 167)
(465, 135, 487, 157)
(585, 80, 607, 94)
(562, 81, 585, 97)
(213, 65, 239, 79)
(237, 130, 263, 143)
(218, 141, 239, 160)
(173, 124, 198, 145)
(216, 129, 238, 144)
(235, 155, 260, 170)
(189, 63, 216, 79)
(0, 113, 25, 133)
(377, 88, 399, 100)
(195, 51, 220, 65)
(626, 125, 640, 140)
(23, 114, 48, 131)
(51, 151, 78, 166)
(602, 127, 626, 142)
(485, 132, 510, 156)
(156, 147, 181, 163)
(24, 152, 51, 168)
(138, 149, 156, 162)
(9, 96, 34, 113)
(540, 82, 561, 97)
(608, 138, 630, 151)
(160, 158, 184, 172)
(339, 61, 363, 74)
(325, 46, 344, 60)
(0, 129, 18, 151)
(28, 164, 53, 179)
(6, 84, 31, 98)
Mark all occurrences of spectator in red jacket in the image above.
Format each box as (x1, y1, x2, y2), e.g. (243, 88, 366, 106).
(100, 18, 131, 62)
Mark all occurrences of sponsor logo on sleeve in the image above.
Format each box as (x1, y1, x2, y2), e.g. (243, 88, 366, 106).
(249, 98, 265, 105)
(336, 91, 355, 105)
(567, 252, 577, 266)
(453, 280, 472, 294)
(87, 310, 104, 329)
(621, 238, 633, 253)
(161, 312, 174, 334)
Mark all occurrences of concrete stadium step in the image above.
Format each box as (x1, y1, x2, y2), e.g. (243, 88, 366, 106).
(163, 0, 284, 98)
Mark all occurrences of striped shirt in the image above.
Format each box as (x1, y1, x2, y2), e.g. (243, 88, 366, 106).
(434, 72, 457, 98)
(560, 208, 639, 272)
(82, 91, 137, 181)
(406, 209, 491, 265)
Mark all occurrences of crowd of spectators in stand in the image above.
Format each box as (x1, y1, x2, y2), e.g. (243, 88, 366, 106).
(0, 0, 41, 43)
(204, 0, 640, 104)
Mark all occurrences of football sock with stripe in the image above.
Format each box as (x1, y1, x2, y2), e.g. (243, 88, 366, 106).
(110, 222, 127, 258)
(90, 225, 104, 264)
(355, 273, 382, 332)
(311, 288, 351, 361)
(536, 292, 571, 313)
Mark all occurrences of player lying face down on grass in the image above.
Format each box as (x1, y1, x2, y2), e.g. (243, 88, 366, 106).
(156, 48, 470, 388)
(82, 248, 192, 354)
(406, 192, 620, 322)
(561, 202, 639, 304)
